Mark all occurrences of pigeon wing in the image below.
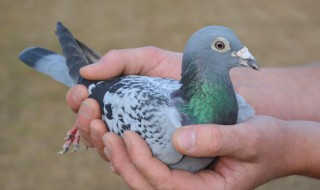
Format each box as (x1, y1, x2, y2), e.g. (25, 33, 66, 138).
(91, 76, 184, 165)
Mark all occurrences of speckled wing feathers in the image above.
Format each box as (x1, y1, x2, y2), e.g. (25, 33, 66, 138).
(91, 76, 185, 165)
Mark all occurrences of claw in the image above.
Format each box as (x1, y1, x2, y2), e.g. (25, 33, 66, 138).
(57, 138, 73, 154)
(57, 147, 69, 155)
(71, 144, 79, 153)
(58, 126, 81, 154)
(63, 134, 72, 141)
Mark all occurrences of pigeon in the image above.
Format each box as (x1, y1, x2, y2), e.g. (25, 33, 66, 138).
(19, 22, 259, 172)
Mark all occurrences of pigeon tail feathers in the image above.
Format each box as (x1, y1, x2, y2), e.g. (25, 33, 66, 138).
(76, 39, 102, 64)
(19, 22, 102, 87)
(55, 22, 89, 84)
(19, 47, 76, 87)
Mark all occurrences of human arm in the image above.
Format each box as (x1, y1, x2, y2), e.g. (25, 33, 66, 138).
(231, 63, 320, 121)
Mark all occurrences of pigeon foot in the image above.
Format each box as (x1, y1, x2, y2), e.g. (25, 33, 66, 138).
(57, 126, 80, 154)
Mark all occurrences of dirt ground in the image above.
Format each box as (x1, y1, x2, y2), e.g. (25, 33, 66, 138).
(1, 0, 320, 189)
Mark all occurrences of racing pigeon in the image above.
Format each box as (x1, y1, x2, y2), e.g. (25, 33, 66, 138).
(19, 22, 259, 172)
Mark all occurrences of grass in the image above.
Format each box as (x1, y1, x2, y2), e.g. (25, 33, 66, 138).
(1, 0, 320, 189)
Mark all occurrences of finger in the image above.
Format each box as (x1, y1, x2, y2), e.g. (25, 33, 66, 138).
(172, 122, 259, 161)
(123, 131, 225, 189)
(66, 84, 88, 113)
(76, 98, 101, 147)
(123, 131, 176, 189)
(89, 119, 109, 161)
(80, 48, 148, 80)
(103, 133, 154, 190)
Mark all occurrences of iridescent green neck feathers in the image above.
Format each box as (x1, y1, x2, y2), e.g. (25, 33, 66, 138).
(179, 68, 238, 125)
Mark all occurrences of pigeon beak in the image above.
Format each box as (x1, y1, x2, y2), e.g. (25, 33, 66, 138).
(234, 47, 260, 70)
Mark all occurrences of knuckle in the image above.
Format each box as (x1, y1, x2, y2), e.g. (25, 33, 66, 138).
(65, 89, 79, 112)
(143, 46, 160, 58)
(207, 126, 225, 154)
(244, 116, 283, 161)
(143, 46, 159, 53)
(243, 125, 261, 160)
(104, 49, 121, 61)
(246, 139, 260, 160)
(130, 155, 144, 169)
(152, 176, 173, 190)
(76, 115, 90, 132)
(65, 88, 73, 103)
(97, 149, 109, 162)
(107, 49, 119, 56)
(110, 161, 121, 173)
(81, 137, 93, 147)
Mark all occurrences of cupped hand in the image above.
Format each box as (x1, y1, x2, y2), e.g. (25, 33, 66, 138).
(65, 46, 320, 189)
(66, 46, 182, 160)
(103, 116, 306, 190)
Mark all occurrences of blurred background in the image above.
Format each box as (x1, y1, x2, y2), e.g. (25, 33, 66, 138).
(1, 0, 320, 189)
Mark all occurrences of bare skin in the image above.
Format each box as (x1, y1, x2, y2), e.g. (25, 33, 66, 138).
(66, 46, 320, 189)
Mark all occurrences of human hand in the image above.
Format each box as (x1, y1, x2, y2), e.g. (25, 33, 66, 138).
(64, 45, 271, 161)
(102, 116, 314, 190)
(66, 47, 182, 160)
(65, 46, 320, 189)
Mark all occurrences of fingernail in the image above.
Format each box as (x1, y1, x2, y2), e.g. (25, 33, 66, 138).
(104, 147, 111, 160)
(123, 132, 131, 150)
(110, 163, 120, 175)
(86, 61, 101, 67)
(72, 88, 84, 103)
(84, 64, 95, 68)
(104, 138, 112, 160)
(79, 101, 94, 119)
(91, 126, 99, 140)
(110, 164, 117, 174)
(177, 127, 196, 150)
(90, 120, 100, 139)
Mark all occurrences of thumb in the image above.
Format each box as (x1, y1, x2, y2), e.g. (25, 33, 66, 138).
(79, 48, 148, 80)
(172, 123, 258, 161)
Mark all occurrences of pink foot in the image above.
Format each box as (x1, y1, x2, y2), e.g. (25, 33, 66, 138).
(57, 126, 81, 154)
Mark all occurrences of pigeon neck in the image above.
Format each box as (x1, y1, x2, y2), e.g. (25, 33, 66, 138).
(179, 66, 238, 124)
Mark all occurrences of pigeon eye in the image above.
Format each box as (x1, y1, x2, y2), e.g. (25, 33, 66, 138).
(215, 41, 225, 50)
(211, 37, 230, 52)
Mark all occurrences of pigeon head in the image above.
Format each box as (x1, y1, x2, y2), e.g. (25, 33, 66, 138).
(181, 26, 259, 81)
(179, 26, 259, 124)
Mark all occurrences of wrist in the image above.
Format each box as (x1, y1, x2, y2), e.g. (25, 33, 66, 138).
(231, 65, 320, 121)
(282, 120, 320, 178)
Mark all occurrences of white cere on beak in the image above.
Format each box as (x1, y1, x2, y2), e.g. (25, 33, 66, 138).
(234, 47, 255, 60)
